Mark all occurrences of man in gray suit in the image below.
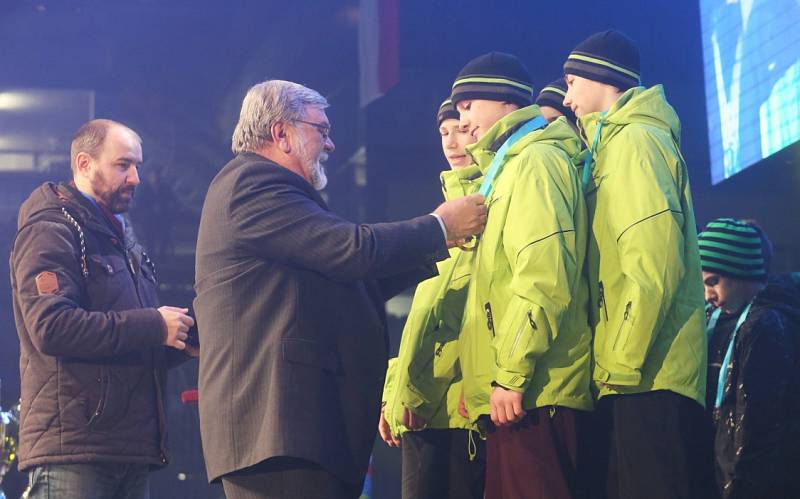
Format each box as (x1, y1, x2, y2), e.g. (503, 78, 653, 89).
(194, 80, 487, 499)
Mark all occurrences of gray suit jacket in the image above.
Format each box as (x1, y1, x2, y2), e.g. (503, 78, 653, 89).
(194, 152, 447, 484)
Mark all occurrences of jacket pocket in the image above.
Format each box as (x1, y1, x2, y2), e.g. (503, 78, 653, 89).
(598, 281, 609, 323)
(282, 338, 342, 374)
(88, 254, 127, 277)
(484, 302, 495, 338)
(86, 366, 110, 428)
(86, 254, 130, 309)
(140, 258, 157, 285)
(611, 301, 634, 352)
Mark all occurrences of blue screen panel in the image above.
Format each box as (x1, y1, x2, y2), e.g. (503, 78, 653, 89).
(700, 0, 800, 184)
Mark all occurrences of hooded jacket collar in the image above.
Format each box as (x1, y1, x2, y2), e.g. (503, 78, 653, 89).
(467, 105, 582, 176)
(577, 85, 681, 153)
(754, 274, 800, 324)
(18, 182, 131, 246)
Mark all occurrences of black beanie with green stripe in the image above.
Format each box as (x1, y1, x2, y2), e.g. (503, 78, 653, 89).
(451, 52, 534, 109)
(698, 218, 772, 281)
(535, 78, 577, 124)
(564, 30, 641, 91)
(437, 98, 459, 127)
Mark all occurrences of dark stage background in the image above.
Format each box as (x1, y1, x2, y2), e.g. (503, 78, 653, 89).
(1, 1, 797, 498)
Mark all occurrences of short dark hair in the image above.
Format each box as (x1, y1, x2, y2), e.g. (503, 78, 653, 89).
(70, 119, 141, 173)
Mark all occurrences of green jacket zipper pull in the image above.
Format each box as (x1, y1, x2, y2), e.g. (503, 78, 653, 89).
(484, 303, 495, 337)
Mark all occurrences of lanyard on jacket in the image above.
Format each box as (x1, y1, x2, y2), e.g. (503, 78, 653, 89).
(706, 301, 753, 410)
(581, 111, 607, 192)
(478, 116, 548, 198)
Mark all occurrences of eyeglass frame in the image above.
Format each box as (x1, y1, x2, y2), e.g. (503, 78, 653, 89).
(294, 119, 332, 140)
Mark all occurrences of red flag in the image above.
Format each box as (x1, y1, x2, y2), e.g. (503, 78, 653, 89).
(359, 0, 399, 107)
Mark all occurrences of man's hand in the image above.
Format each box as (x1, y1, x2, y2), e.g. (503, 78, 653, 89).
(433, 194, 487, 242)
(490, 386, 526, 426)
(402, 407, 428, 431)
(378, 409, 401, 447)
(158, 306, 195, 350)
(458, 391, 470, 419)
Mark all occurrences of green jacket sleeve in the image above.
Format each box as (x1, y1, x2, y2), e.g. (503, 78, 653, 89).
(382, 357, 398, 406)
(401, 166, 480, 419)
(493, 147, 580, 392)
(597, 131, 687, 385)
(402, 252, 468, 420)
(382, 357, 404, 435)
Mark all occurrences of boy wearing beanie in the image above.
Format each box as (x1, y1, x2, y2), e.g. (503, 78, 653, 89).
(563, 30, 708, 499)
(700, 218, 800, 499)
(535, 78, 577, 127)
(378, 98, 486, 499)
(405, 51, 593, 499)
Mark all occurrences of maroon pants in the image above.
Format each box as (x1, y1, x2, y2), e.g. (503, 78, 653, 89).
(484, 406, 579, 499)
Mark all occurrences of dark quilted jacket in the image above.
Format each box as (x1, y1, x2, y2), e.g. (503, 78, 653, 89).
(10, 182, 177, 471)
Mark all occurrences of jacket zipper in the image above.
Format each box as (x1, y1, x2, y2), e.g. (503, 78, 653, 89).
(484, 302, 495, 338)
(87, 367, 109, 425)
(598, 281, 609, 322)
(123, 247, 146, 307)
(508, 310, 537, 360)
(613, 301, 633, 351)
(153, 364, 169, 464)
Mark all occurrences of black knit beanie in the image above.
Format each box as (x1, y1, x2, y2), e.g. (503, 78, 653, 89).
(437, 98, 459, 127)
(563, 30, 641, 90)
(451, 52, 534, 108)
(535, 78, 577, 124)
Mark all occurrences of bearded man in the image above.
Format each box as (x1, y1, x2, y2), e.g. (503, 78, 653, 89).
(10, 119, 196, 499)
(193, 80, 487, 499)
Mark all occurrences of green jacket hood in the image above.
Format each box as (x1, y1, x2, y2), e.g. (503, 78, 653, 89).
(579, 85, 681, 152)
(467, 105, 582, 172)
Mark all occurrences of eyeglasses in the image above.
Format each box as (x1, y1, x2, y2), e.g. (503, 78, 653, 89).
(295, 119, 331, 140)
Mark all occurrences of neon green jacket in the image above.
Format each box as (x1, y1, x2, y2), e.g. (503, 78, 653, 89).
(381, 164, 483, 436)
(578, 85, 706, 405)
(406, 106, 594, 421)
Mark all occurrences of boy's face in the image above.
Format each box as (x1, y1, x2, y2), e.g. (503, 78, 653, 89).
(703, 271, 756, 315)
(538, 105, 564, 123)
(457, 99, 519, 141)
(563, 74, 611, 118)
(439, 119, 476, 169)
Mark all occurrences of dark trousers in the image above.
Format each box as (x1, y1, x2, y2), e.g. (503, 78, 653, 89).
(25, 463, 150, 499)
(593, 390, 714, 499)
(484, 406, 579, 499)
(401, 428, 486, 499)
(221, 457, 362, 499)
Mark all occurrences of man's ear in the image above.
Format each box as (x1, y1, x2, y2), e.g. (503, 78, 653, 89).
(74, 152, 93, 178)
(271, 122, 292, 154)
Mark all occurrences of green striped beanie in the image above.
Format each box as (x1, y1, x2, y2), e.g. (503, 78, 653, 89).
(535, 77, 577, 123)
(451, 52, 534, 109)
(564, 30, 641, 90)
(437, 98, 459, 126)
(698, 218, 771, 280)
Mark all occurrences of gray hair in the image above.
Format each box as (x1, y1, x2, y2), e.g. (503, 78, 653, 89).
(231, 80, 329, 154)
(70, 119, 141, 173)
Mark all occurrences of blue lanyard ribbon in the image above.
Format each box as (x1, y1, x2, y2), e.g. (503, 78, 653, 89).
(478, 116, 548, 198)
(706, 301, 753, 410)
(581, 111, 606, 192)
